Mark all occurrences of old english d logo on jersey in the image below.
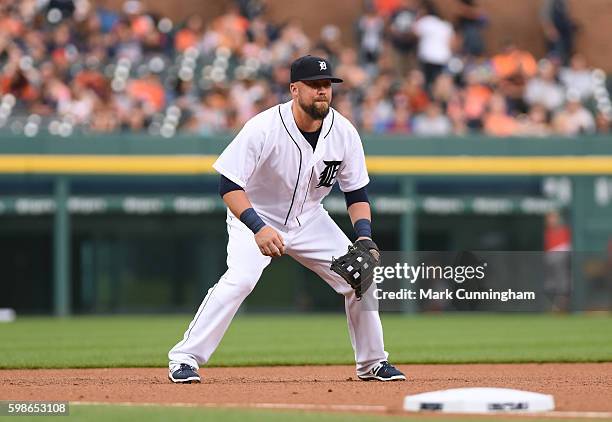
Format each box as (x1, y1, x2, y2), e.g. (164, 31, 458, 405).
(316, 161, 342, 188)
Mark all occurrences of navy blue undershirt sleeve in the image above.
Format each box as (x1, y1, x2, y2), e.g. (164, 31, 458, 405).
(344, 185, 369, 207)
(219, 175, 244, 197)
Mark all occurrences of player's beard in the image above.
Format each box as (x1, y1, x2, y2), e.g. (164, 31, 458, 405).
(299, 97, 330, 120)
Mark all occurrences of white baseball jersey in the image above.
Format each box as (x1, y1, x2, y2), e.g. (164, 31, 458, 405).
(213, 100, 370, 230)
(169, 100, 388, 377)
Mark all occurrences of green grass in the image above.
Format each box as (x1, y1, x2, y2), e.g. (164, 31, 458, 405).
(0, 314, 611, 369)
(7, 404, 612, 422)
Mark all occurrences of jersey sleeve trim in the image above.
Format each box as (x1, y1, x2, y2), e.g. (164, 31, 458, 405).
(212, 162, 247, 189)
(339, 176, 370, 193)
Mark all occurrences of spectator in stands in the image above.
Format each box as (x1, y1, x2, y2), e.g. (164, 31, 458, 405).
(245, 15, 275, 47)
(540, 0, 577, 66)
(333, 92, 357, 125)
(90, 100, 120, 133)
(269, 64, 291, 102)
(48, 0, 76, 19)
(243, 16, 276, 67)
(269, 19, 310, 64)
(236, 0, 266, 21)
(360, 87, 394, 133)
(492, 41, 537, 114)
(94, 1, 120, 34)
(412, 101, 452, 135)
(356, 4, 385, 75)
(387, 104, 411, 133)
(175, 15, 203, 53)
(483, 92, 518, 136)
(595, 111, 611, 134)
(462, 53, 495, 86)
(121, 101, 147, 132)
(462, 69, 491, 130)
(49, 23, 77, 69)
(373, 44, 396, 76)
(524, 59, 565, 112)
(518, 104, 552, 137)
(22, 28, 47, 66)
(314, 24, 343, 67)
(559, 54, 593, 101)
(412, 0, 455, 90)
(212, 4, 250, 53)
(187, 89, 230, 135)
(125, 1, 155, 44)
(492, 40, 538, 80)
(401, 69, 429, 114)
(336, 48, 369, 90)
(230, 76, 271, 125)
(454, 0, 486, 57)
(0, 65, 38, 108)
(431, 72, 457, 109)
(172, 78, 199, 111)
(126, 72, 165, 113)
(387, 0, 418, 78)
(112, 19, 143, 62)
(198, 22, 221, 56)
(75, 62, 110, 99)
(446, 92, 468, 135)
(30, 63, 71, 116)
(374, 0, 401, 18)
(57, 82, 96, 124)
(552, 93, 595, 135)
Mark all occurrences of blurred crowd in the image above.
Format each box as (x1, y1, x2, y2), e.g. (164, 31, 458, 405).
(0, 0, 610, 137)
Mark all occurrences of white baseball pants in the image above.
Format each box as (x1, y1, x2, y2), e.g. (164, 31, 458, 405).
(168, 209, 388, 375)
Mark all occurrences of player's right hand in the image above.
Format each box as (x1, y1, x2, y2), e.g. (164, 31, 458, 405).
(255, 226, 285, 257)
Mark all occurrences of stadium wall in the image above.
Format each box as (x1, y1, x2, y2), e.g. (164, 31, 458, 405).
(1, 135, 611, 315)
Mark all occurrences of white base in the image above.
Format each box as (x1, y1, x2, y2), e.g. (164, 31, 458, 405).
(0, 308, 16, 322)
(403, 387, 555, 413)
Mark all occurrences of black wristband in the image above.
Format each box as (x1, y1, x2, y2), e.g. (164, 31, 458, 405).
(239, 208, 266, 234)
(354, 218, 372, 238)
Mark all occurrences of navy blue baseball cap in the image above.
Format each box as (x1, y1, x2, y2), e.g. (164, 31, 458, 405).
(290, 55, 343, 83)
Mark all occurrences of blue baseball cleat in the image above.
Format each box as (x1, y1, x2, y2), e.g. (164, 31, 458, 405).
(358, 361, 406, 381)
(168, 363, 201, 384)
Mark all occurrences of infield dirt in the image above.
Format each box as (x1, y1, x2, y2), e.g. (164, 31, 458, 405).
(1, 363, 611, 414)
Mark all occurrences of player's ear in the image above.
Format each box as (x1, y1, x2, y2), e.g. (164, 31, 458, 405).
(289, 82, 298, 97)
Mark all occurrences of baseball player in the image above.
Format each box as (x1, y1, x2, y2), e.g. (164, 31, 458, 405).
(168, 55, 405, 383)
